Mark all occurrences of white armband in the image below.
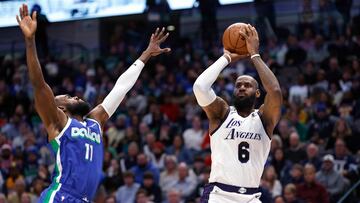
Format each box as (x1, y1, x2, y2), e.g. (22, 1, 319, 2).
(193, 56, 229, 107)
(100, 59, 144, 117)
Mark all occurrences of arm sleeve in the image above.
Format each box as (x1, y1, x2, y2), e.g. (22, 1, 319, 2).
(100, 59, 144, 117)
(193, 56, 229, 107)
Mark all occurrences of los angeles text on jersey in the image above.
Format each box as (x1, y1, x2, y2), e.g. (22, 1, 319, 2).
(71, 127, 101, 144)
(224, 118, 261, 140)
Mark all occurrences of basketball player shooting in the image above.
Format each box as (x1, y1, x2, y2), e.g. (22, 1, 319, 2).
(16, 4, 170, 203)
(193, 24, 282, 203)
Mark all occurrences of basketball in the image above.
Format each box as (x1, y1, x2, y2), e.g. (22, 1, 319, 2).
(222, 23, 248, 55)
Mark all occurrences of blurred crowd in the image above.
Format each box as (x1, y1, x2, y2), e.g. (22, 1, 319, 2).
(0, 0, 360, 203)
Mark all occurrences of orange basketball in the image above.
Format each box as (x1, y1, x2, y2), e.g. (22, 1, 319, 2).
(222, 23, 248, 55)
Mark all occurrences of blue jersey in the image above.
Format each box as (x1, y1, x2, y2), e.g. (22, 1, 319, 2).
(40, 117, 103, 203)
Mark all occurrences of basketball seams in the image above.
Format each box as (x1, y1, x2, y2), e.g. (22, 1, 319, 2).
(223, 23, 248, 55)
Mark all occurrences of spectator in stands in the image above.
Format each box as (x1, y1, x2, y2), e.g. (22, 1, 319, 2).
(303, 61, 317, 85)
(160, 155, 178, 199)
(140, 172, 162, 203)
(307, 102, 334, 143)
(120, 141, 139, 172)
(126, 90, 148, 114)
(317, 0, 343, 37)
(135, 188, 152, 203)
(316, 154, 347, 202)
(262, 165, 282, 198)
(271, 147, 292, 182)
(298, 0, 316, 33)
(143, 132, 157, 158)
(285, 132, 307, 163)
(115, 171, 140, 203)
(299, 28, 315, 51)
(327, 118, 352, 149)
(30, 178, 45, 202)
(326, 57, 342, 84)
(190, 156, 203, 181)
(284, 34, 307, 66)
(276, 119, 294, 148)
(283, 183, 303, 203)
(106, 114, 127, 149)
(188, 166, 210, 202)
(172, 163, 197, 201)
(288, 108, 308, 141)
(308, 34, 329, 63)
(164, 189, 183, 203)
(282, 164, 304, 186)
(148, 141, 166, 170)
(301, 143, 322, 170)
(297, 164, 329, 203)
(131, 153, 160, 184)
(166, 135, 192, 164)
(103, 159, 124, 194)
(7, 177, 29, 203)
(182, 116, 204, 155)
(332, 138, 357, 177)
(289, 74, 309, 106)
(274, 195, 285, 203)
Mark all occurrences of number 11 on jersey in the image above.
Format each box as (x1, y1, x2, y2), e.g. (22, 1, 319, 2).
(85, 143, 93, 161)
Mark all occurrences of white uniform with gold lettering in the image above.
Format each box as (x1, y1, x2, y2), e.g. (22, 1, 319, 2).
(202, 106, 271, 203)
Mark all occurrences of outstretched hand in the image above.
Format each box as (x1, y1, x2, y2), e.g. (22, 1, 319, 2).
(16, 4, 37, 40)
(144, 27, 171, 56)
(239, 24, 259, 56)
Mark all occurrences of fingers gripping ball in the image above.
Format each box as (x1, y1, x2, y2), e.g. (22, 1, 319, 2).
(222, 23, 248, 55)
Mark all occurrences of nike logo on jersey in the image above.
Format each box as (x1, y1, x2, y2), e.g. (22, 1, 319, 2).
(224, 128, 261, 140)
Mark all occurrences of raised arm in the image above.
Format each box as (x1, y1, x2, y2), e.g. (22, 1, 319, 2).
(17, 4, 67, 140)
(240, 25, 282, 137)
(88, 28, 171, 126)
(193, 50, 248, 134)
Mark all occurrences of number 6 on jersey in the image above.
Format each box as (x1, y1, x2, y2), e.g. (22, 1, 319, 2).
(85, 143, 93, 161)
(238, 141, 249, 163)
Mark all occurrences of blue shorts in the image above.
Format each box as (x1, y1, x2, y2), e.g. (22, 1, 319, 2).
(39, 184, 89, 203)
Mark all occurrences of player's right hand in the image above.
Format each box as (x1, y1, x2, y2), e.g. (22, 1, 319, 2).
(16, 4, 37, 40)
(144, 27, 171, 57)
(223, 48, 249, 63)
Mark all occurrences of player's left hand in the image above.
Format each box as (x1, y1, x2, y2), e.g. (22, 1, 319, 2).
(144, 27, 171, 56)
(16, 4, 37, 40)
(239, 24, 260, 56)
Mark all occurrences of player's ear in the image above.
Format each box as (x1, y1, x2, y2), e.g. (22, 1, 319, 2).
(256, 89, 261, 98)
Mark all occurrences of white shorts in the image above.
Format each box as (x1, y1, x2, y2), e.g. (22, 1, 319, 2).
(201, 183, 262, 203)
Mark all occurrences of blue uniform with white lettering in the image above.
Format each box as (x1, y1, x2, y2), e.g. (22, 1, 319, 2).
(39, 117, 103, 203)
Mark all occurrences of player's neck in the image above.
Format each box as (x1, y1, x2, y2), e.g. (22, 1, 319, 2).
(235, 106, 255, 117)
(70, 114, 84, 122)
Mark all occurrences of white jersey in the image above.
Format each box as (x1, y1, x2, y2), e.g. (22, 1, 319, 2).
(209, 106, 271, 187)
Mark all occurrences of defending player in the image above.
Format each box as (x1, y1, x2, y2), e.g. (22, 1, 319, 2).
(193, 24, 282, 203)
(16, 4, 170, 203)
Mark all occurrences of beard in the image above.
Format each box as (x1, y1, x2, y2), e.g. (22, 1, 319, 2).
(233, 93, 256, 110)
(66, 101, 91, 117)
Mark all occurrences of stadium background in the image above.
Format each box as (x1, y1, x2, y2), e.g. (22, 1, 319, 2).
(0, 0, 360, 202)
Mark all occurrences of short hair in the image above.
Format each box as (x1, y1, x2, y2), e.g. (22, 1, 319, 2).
(143, 171, 154, 179)
(136, 188, 148, 196)
(123, 171, 135, 178)
(284, 183, 297, 194)
(292, 164, 304, 172)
